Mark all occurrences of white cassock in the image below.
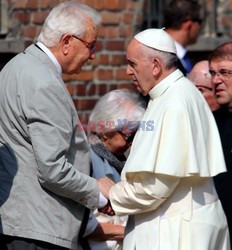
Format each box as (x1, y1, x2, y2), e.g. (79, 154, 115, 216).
(109, 70, 230, 250)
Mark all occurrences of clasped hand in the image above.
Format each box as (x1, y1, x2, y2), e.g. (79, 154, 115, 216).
(97, 177, 115, 216)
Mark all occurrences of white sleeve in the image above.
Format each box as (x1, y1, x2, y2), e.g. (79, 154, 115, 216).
(109, 172, 180, 216)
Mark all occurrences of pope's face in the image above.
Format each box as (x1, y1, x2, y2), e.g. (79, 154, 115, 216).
(126, 39, 155, 95)
(209, 59, 232, 109)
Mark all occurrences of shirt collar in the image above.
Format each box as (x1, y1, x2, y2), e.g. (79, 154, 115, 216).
(149, 69, 184, 100)
(174, 41, 187, 60)
(36, 42, 62, 76)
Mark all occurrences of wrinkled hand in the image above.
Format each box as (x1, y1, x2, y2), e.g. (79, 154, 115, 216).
(98, 200, 115, 216)
(97, 176, 115, 199)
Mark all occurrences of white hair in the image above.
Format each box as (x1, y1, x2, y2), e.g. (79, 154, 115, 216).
(37, 1, 101, 47)
(89, 89, 146, 134)
(139, 43, 177, 70)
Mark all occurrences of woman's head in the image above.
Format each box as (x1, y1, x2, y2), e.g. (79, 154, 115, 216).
(89, 89, 146, 156)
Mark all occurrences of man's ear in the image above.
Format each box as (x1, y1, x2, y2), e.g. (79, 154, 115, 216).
(60, 34, 72, 55)
(152, 57, 162, 76)
(182, 20, 193, 33)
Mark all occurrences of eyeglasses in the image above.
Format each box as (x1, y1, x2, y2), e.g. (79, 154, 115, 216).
(209, 69, 232, 80)
(117, 131, 136, 143)
(72, 35, 96, 53)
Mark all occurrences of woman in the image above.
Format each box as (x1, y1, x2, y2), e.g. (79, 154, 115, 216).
(83, 89, 145, 250)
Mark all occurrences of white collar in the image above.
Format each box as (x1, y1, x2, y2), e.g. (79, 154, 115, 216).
(36, 42, 62, 76)
(174, 41, 187, 59)
(149, 69, 183, 100)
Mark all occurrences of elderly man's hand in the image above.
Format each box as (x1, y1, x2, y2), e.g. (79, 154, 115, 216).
(97, 176, 115, 199)
(98, 200, 115, 216)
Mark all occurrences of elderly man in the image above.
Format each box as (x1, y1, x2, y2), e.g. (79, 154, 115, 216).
(108, 29, 230, 250)
(188, 60, 220, 111)
(0, 1, 112, 250)
(209, 42, 232, 244)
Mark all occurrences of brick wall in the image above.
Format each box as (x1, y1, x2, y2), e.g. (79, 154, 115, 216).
(5, 0, 145, 119)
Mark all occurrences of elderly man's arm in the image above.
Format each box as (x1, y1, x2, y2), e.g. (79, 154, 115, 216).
(109, 172, 180, 216)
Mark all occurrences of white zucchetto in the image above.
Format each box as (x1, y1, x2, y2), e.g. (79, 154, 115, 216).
(134, 28, 177, 54)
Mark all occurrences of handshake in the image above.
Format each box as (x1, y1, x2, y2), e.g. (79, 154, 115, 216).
(97, 177, 116, 216)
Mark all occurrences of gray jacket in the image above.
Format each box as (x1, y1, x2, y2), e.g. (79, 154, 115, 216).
(0, 44, 99, 249)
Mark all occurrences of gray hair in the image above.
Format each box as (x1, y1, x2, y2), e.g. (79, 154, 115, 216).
(37, 1, 101, 47)
(140, 43, 177, 70)
(89, 89, 146, 134)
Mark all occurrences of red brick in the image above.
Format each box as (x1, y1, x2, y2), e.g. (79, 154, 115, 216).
(31, 11, 49, 24)
(127, 1, 136, 10)
(93, 0, 105, 10)
(96, 54, 110, 65)
(63, 71, 93, 81)
(21, 26, 37, 38)
(119, 26, 134, 38)
(98, 84, 107, 95)
(118, 0, 127, 10)
(104, 0, 126, 10)
(83, 0, 94, 8)
(77, 84, 86, 96)
(96, 40, 103, 52)
(86, 84, 97, 95)
(123, 12, 133, 24)
(108, 85, 118, 91)
(106, 41, 125, 51)
(73, 99, 97, 111)
(96, 69, 113, 80)
(104, 0, 117, 10)
(48, 0, 61, 8)
(24, 40, 33, 49)
(111, 54, 127, 66)
(14, 0, 28, 9)
(26, 0, 37, 9)
(117, 84, 133, 90)
(12, 12, 30, 24)
(76, 71, 94, 81)
(14, 0, 37, 9)
(101, 12, 121, 25)
(115, 68, 131, 80)
(97, 26, 105, 38)
(105, 27, 119, 38)
(38, 0, 50, 9)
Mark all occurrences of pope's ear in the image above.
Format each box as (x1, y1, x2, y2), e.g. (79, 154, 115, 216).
(60, 34, 72, 55)
(152, 57, 162, 76)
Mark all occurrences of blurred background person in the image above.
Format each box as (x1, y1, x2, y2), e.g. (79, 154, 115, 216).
(209, 42, 232, 244)
(188, 60, 220, 111)
(163, 0, 203, 74)
(83, 89, 146, 250)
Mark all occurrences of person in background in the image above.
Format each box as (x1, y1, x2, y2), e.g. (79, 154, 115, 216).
(188, 60, 220, 111)
(82, 89, 146, 250)
(209, 42, 232, 244)
(163, 0, 203, 74)
(0, 1, 113, 250)
(107, 28, 229, 250)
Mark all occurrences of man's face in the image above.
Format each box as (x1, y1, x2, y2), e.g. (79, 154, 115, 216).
(64, 19, 97, 75)
(209, 59, 232, 108)
(188, 20, 202, 45)
(126, 40, 155, 95)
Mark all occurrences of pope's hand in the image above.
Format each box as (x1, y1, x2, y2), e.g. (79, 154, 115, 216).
(98, 200, 115, 216)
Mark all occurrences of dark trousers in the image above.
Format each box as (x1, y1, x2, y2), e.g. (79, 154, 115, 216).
(0, 235, 69, 250)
